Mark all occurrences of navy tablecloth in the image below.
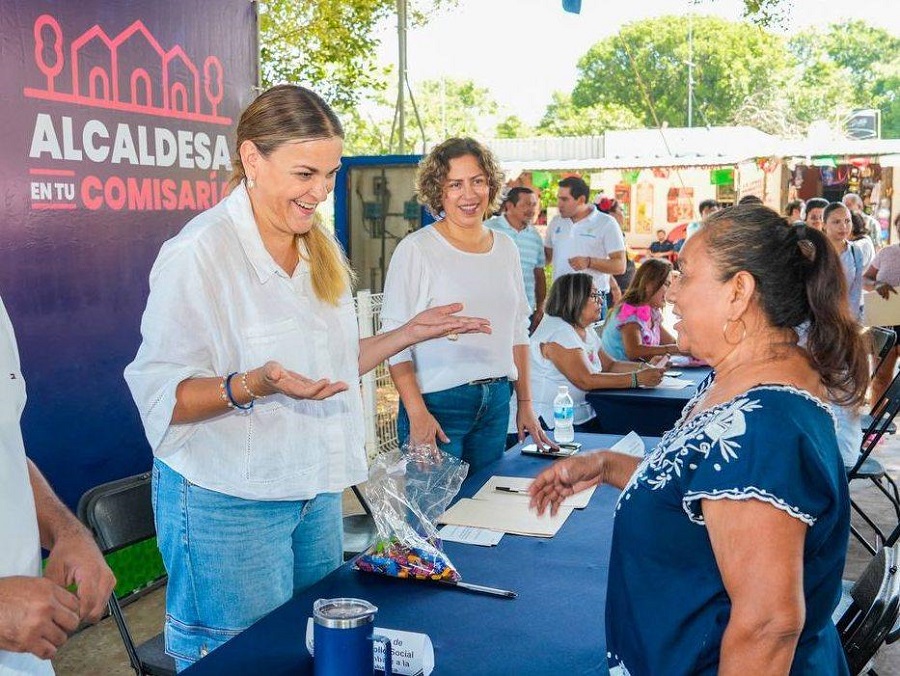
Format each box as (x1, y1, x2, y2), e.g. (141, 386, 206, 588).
(585, 366, 711, 437)
(182, 432, 660, 676)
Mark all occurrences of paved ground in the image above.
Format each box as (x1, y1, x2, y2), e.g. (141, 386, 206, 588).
(55, 439, 900, 675)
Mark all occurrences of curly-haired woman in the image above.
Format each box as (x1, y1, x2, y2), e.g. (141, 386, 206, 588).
(381, 137, 554, 470)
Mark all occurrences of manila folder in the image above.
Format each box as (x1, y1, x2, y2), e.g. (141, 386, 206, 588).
(438, 498, 573, 537)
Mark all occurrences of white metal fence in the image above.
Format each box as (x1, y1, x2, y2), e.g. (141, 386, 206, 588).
(355, 290, 400, 459)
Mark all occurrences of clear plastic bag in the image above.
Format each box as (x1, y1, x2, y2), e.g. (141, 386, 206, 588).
(354, 443, 468, 582)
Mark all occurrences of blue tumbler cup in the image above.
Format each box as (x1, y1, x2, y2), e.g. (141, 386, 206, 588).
(313, 598, 392, 676)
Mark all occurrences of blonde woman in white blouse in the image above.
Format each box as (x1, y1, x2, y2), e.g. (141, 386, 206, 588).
(125, 87, 487, 671)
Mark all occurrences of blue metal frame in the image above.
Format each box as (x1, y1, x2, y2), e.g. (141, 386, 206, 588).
(333, 154, 434, 252)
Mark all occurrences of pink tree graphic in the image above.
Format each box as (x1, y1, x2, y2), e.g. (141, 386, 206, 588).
(34, 15, 63, 93)
(203, 56, 223, 117)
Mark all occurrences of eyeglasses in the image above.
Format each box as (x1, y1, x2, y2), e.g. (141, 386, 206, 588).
(589, 291, 604, 303)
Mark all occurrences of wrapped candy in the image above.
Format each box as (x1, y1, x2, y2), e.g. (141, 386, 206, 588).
(353, 444, 467, 582)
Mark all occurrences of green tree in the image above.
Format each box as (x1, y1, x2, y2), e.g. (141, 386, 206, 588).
(258, 0, 457, 109)
(536, 92, 641, 136)
(571, 16, 791, 129)
(788, 21, 900, 137)
(338, 78, 500, 155)
(413, 78, 499, 141)
(495, 115, 535, 139)
(871, 56, 900, 138)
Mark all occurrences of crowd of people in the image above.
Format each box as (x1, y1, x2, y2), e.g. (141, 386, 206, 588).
(1, 83, 894, 675)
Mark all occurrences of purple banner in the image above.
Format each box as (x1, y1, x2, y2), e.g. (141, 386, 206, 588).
(0, 0, 258, 507)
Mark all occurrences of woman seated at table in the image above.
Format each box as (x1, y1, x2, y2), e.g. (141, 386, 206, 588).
(531, 204, 867, 675)
(529, 272, 664, 432)
(600, 258, 681, 361)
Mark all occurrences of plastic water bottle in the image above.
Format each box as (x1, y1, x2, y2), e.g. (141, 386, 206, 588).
(553, 385, 575, 443)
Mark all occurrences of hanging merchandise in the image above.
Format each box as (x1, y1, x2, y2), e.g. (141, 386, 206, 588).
(812, 157, 838, 168)
(848, 166, 861, 195)
(710, 168, 734, 186)
(531, 171, 552, 190)
(635, 182, 654, 234)
(614, 183, 632, 231)
(623, 169, 642, 185)
(666, 187, 694, 223)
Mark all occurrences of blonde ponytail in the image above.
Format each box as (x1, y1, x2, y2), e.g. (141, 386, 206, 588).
(298, 221, 356, 305)
(229, 85, 354, 304)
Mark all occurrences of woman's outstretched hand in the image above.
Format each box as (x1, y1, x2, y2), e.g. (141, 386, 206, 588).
(261, 361, 348, 400)
(405, 303, 491, 344)
(529, 452, 606, 516)
(876, 283, 897, 300)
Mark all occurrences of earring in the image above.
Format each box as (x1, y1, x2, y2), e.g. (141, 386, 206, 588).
(722, 318, 747, 346)
(246, 176, 255, 189)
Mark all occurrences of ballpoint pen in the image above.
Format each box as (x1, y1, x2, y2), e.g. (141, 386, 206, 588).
(494, 486, 530, 495)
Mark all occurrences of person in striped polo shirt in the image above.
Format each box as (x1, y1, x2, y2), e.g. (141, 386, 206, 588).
(485, 187, 547, 333)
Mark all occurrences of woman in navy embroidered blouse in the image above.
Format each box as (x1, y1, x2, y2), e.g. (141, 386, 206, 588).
(530, 205, 869, 675)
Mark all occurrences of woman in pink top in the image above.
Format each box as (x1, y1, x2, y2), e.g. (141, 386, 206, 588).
(600, 258, 681, 361)
(864, 213, 900, 401)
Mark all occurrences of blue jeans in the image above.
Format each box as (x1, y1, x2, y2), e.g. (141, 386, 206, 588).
(152, 459, 342, 672)
(397, 380, 512, 473)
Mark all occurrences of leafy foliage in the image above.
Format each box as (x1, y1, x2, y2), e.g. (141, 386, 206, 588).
(495, 115, 535, 139)
(339, 78, 501, 155)
(258, 0, 458, 109)
(537, 92, 641, 136)
(787, 21, 900, 137)
(567, 14, 900, 139)
(572, 16, 789, 129)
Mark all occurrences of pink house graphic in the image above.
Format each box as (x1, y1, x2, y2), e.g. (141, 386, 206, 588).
(26, 14, 231, 125)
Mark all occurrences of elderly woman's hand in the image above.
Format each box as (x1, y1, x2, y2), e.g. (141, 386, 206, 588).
(876, 282, 897, 300)
(636, 366, 664, 387)
(405, 303, 492, 344)
(529, 452, 605, 516)
(261, 361, 349, 400)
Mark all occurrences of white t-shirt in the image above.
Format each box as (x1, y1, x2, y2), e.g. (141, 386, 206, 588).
(0, 297, 54, 675)
(547, 208, 626, 292)
(529, 315, 602, 427)
(124, 184, 367, 500)
(381, 226, 530, 394)
(854, 236, 875, 269)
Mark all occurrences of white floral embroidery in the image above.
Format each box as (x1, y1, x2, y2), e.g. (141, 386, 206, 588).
(683, 487, 816, 526)
(607, 652, 632, 676)
(616, 383, 833, 521)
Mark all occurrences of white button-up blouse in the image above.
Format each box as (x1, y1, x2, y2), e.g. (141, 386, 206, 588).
(125, 184, 367, 500)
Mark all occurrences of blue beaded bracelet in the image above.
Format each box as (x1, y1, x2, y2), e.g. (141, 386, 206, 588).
(225, 371, 254, 410)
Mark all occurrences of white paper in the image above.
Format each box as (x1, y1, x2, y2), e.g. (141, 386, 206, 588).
(471, 475, 595, 509)
(438, 498, 573, 537)
(653, 376, 693, 390)
(611, 431, 645, 458)
(863, 290, 900, 327)
(306, 619, 434, 676)
(439, 524, 504, 546)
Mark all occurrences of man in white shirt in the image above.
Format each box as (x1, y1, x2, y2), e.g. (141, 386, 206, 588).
(843, 192, 882, 249)
(0, 295, 115, 673)
(544, 176, 625, 315)
(685, 199, 720, 241)
(485, 187, 547, 332)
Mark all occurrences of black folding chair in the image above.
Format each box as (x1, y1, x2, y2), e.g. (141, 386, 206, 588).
(77, 473, 175, 676)
(849, 370, 900, 556)
(836, 544, 900, 675)
(869, 327, 897, 380)
(343, 484, 377, 561)
(863, 327, 899, 433)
